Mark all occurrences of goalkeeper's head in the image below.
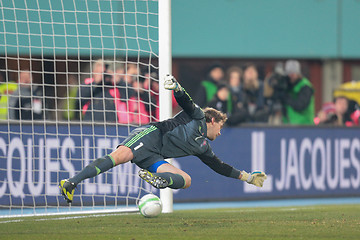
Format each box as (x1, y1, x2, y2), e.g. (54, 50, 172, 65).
(203, 107, 227, 141)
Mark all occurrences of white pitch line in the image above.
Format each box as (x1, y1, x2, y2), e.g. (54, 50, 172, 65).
(34, 212, 138, 222)
(0, 211, 139, 224)
(0, 219, 24, 224)
(0, 207, 139, 219)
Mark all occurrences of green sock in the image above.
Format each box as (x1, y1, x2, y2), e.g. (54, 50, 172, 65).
(70, 155, 115, 185)
(155, 172, 186, 189)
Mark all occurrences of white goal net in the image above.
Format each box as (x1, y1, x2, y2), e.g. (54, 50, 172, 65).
(0, 0, 167, 217)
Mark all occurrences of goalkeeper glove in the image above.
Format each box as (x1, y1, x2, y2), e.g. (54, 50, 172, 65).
(240, 170, 267, 187)
(164, 74, 182, 92)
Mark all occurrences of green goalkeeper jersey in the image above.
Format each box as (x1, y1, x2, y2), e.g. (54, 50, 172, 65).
(151, 88, 240, 179)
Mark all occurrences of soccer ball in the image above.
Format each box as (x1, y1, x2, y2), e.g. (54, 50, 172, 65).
(138, 194, 162, 218)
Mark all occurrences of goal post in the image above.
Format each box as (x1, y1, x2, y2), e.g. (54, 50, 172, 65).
(0, 0, 173, 217)
(158, 0, 173, 214)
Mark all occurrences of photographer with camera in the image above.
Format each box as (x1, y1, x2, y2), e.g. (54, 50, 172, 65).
(76, 59, 129, 123)
(282, 60, 315, 125)
(264, 62, 289, 124)
(265, 60, 314, 125)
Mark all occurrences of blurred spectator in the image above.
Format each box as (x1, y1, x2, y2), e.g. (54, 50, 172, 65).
(226, 66, 243, 107)
(314, 102, 337, 125)
(282, 60, 315, 125)
(0, 71, 17, 120)
(264, 62, 288, 125)
(109, 62, 133, 101)
(143, 70, 160, 120)
(239, 64, 269, 123)
(347, 100, 360, 126)
(334, 97, 360, 126)
(349, 105, 360, 126)
(207, 83, 232, 115)
(194, 63, 227, 107)
(142, 69, 180, 120)
(124, 63, 139, 85)
(61, 74, 79, 121)
(128, 75, 157, 125)
(77, 59, 128, 123)
(207, 83, 246, 126)
(315, 97, 360, 126)
(143, 69, 159, 95)
(334, 96, 350, 125)
(111, 62, 125, 86)
(9, 70, 45, 120)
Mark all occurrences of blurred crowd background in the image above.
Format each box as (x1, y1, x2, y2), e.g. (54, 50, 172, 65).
(0, 0, 359, 127)
(0, 57, 359, 127)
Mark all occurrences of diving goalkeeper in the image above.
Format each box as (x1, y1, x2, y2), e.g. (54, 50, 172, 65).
(59, 75, 267, 203)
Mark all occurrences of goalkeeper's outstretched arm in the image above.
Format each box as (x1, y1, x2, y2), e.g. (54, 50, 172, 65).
(198, 152, 267, 188)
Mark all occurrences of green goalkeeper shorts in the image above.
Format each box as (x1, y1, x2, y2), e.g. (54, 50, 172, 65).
(119, 125, 165, 170)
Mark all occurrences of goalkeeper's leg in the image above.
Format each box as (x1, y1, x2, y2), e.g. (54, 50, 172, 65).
(157, 163, 191, 189)
(139, 163, 191, 189)
(59, 146, 134, 203)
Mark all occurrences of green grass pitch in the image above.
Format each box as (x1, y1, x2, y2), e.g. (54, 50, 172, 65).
(1, 204, 359, 240)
